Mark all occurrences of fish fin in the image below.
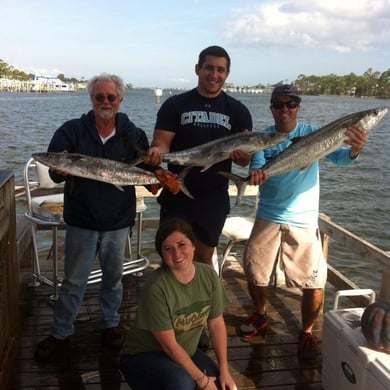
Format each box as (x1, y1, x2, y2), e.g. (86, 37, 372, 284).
(66, 153, 85, 162)
(217, 171, 249, 207)
(290, 136, 303, 144)
(178, 181, 194, 200)
(153, 166, 194, 199)
(127, 144, 148, 167)
(127, 155, 145, 167)
(200, 164, 212, 172)
(299, 165, 310, 173)
(200, 152, 229, 172)
(178, 167, 194, 199)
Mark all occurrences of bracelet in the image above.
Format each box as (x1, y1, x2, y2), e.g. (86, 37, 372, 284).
(194, 372, 205, 383)
(198, 376, 210, 390)
(349, 150, 360, 159)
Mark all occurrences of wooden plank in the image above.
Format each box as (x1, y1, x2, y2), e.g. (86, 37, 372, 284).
(380, 269, 390, 300)
(318, 214, 390, 268)
(9, 256, 323, 389)
(326, 264, 370, 307)
(135, 184, 258, 198)
(0, 172, 19, 390)
(12, 178, 390, 388)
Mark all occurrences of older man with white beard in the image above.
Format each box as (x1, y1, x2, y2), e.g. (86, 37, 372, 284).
(34, 73, 150, 362)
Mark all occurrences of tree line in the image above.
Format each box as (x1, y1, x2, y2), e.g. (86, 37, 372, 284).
(290, 68, 390, 99)
(0, 59, 81, 83)
(1, 58, 389, 98)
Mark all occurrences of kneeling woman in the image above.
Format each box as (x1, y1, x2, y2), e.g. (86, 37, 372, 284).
(120, 217, 237, 390)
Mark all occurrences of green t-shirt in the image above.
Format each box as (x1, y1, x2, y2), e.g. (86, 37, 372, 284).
(121, 262, 230, 356)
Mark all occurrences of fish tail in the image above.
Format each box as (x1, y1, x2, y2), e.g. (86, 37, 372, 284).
(127, 144, 148, 167)
(153, 167, 194, 199)
(217, 171, 249, 206)
(200, 164, 212, 172)
(178, 167, 194, 199)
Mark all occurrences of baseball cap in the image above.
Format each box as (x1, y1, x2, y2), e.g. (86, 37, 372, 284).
(271, 84, 301, 103)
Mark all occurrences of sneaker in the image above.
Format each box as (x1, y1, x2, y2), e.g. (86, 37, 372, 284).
(101, 327, 124, 350)
(34, 335, 70, 363)
(297, 331, 320, 363)
(239, 313, 268, 338)
(198, 328, 210, 351)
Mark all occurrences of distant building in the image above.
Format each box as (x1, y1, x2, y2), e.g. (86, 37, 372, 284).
(30, 76, 75, 92)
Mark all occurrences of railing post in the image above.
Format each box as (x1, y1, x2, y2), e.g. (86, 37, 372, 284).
(379, 269, 390, 301)
(0, 171, 19, 389)
(319, 214, 330, 312)
(319, 213, 330, 261)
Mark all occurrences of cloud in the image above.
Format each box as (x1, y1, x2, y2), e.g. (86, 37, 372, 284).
(170, 78, 192, 84)
(11, 64, 64, 78)
(222, 0, 390, 53)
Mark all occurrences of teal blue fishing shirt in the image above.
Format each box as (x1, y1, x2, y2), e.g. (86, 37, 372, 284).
(251, 123, 358, 228)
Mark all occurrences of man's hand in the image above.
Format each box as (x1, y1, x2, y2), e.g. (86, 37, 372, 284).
(144, 146, 163, 165)
(230, 149, 251, 167)
(345, 126, 367, 158)
(49, 167, 69, 176)
(248, 169, 268, 185)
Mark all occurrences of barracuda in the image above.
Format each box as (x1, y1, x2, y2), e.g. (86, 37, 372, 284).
(31, 152, 192, 197)
(161, 131, 289, 171)
(218, 106, 389, 205)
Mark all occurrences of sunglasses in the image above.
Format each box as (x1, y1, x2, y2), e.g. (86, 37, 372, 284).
(94, 94, 118, 103)
(271, 101, 300, 110)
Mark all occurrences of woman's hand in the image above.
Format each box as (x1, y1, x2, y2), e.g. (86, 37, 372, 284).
(195, 374, 217, 389)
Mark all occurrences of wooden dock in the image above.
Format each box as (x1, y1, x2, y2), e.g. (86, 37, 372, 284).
(2, 176, 390, 389)
(9, 254, 323, 389)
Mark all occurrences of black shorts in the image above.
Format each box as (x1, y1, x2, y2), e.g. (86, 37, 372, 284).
(158, 189, 230, 247)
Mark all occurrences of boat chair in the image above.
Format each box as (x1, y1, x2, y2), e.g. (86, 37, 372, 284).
(219, 215, 284, 288)
(24, 158, 65, 300)
(219, 216, 255, 278)
(86, 195, 150, 284)
(123, 195, 150, 275)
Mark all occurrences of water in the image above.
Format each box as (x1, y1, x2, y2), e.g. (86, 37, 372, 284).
(1, 89, 389, 298)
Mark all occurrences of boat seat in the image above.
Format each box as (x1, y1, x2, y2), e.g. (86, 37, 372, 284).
(219, 215, 284, 288)
(219, 216, 255, 278)
(31, 193, 64, 222)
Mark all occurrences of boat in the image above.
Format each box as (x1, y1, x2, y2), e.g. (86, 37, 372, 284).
(30, 75, 75, 93)
(1, 170, 390, 389)
(154, 87, 163, 103)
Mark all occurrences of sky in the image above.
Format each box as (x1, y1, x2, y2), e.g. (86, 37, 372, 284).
(1, 0, 389, 88)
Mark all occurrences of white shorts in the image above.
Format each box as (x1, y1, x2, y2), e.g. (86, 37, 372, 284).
(243, 218, 327, 289)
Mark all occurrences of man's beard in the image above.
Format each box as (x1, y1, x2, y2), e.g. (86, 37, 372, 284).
(97, 106, 114, 120)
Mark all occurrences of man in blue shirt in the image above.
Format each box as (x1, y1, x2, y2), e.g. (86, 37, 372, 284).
(240, 85, 368, 363)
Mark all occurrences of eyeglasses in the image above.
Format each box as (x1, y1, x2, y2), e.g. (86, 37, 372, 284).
(271, 101, 300, 110)
(93, 94, 118, 103)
